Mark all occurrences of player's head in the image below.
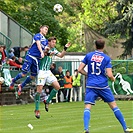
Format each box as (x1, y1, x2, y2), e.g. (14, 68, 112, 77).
(48, 37, 57, 48)
(94, 39, 105, 50)
(40, 25, 49, 36)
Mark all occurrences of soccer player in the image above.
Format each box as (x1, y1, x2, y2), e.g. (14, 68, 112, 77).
(78, 39, 133, 133)
(34, 36, 71, 119)
(9, 25, 49, 95)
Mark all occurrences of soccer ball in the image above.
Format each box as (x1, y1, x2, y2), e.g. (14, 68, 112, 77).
(0, 77, 4, 84)
(53, 4, 63, 13)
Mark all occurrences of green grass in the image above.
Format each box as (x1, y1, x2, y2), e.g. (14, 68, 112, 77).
(0, 101, 133, 133)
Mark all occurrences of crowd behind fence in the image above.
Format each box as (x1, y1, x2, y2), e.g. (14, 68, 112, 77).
(0, 60, 133, 105)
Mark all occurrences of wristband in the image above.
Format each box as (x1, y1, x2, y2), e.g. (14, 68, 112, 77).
(47, 53, 50, 56)
(64, 46, 68, 51)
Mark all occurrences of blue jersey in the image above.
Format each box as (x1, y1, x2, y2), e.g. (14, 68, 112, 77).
(82, 50, 112, 88)
(28, 33, 48, 58)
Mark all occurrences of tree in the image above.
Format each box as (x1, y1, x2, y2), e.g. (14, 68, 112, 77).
(104, 0, 133, 58)
(57, 0, 86, 52)
(81, 0, 133, 57)
(0, 0, 69, 47)
(81, 0, 117, 31)
(0, 0, 87, 52)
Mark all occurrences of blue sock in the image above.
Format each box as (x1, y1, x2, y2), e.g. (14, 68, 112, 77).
(112, 107, 127, 131)
(21, 76, 32, 89)
(13, 73, 22, 83)
(83, 108, 90, 131)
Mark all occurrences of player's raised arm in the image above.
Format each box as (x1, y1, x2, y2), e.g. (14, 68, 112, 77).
(57, 42, 71, 58)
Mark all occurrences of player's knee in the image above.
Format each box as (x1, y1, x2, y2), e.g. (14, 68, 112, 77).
(108, 101, 117, 109)
(37, 85, 43, 93)
(56, 86, 60, 90)
(53, 85, 60, 90)
(53, 84, 60, 90)
(52, 81, 60, 90)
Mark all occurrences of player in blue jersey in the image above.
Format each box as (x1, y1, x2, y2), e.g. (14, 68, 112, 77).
(9, 25, 49, 95)
(78, 39, 133, 133)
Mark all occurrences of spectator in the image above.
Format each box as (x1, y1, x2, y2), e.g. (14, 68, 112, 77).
(8, 48, 15, 59)
(21, 46, 29, 58)
(0, 46, 4, 65)
(2, 58, 12, 86)
(13, 46, 29, 58)
(3, 46, 7, 57)
(15, 57, 23, 65)
(50, 63, 59, 78)
(9, 56, 22, 69)
(1, 46, 6, 63)
(0, 76, 4, 92)
(57, 66, 65, 102)
(72, 69, 81, 101)
(12, 46, 21, 58)
(64, 70, 73, 102)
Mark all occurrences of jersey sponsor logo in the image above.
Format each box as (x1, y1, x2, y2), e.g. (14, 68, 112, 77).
(91, 54, 104, 63)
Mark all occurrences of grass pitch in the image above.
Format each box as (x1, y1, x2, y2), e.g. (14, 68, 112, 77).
(0, 101, 133, 133)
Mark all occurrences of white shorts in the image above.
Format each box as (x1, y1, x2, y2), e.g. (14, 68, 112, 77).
(37, 70, 57, 86)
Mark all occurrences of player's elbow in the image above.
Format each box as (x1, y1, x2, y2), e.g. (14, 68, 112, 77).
(58, 55, 63, 58)
(78, 68, 82, 73)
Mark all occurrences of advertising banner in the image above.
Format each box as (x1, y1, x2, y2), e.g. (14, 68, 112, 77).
(108, 73, 133, 95)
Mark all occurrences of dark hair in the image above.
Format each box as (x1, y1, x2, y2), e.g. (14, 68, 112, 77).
(74, 69, 78, 72)
(11, 56, 16, 60)
(52, 63, 56, 68)
(21, 46, 29, 51)
(24, 46, 29, 49)
(48, 37, 56, 42)
(66, 70, 70, 73)
(40, 25, 49, 29)
(95, 39, 105, 49)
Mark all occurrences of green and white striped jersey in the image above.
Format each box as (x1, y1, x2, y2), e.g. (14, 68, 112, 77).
(39, 47, 59, 71)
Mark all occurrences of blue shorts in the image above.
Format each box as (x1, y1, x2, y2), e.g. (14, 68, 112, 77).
(84, 87, 115, 105)
(22, 55, 40, 76)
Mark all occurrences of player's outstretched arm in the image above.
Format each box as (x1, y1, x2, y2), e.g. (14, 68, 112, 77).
(78, 62, 87, 76)
(57, 42, 71, 58)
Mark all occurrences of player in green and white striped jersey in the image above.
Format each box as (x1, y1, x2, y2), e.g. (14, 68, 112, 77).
(34, 37, 71, 119)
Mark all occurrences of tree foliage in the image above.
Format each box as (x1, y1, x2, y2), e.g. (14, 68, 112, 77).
(81, 0, 133, 57)
(81, 0, 117, 31)
(1, 0, 133, 56)
(104, 0, 133, 57)
(0, 0, 70, 47)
